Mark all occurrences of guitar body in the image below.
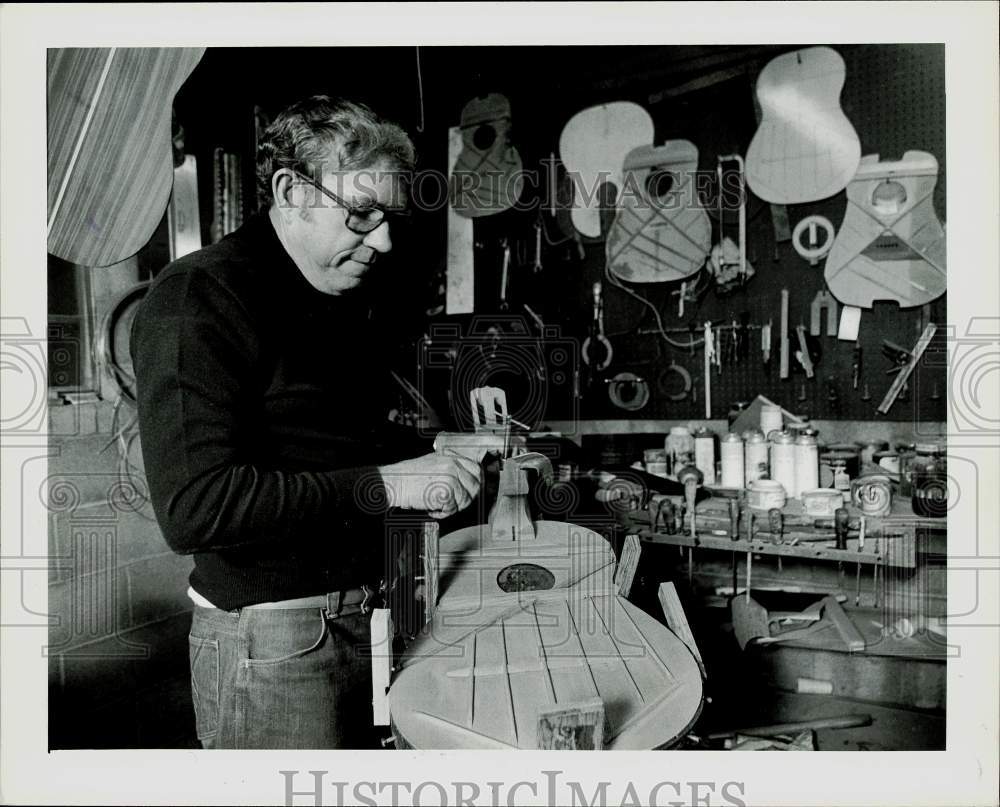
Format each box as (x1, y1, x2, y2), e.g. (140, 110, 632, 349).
(606, 141, 711, 283)
(449, 93, 523, 218)
(746, 46, 861, 204)
(825, 151, 946, 309)
(47, 47, 205, 266)
(559, 102, 654, 238)
(389, 521, 704, 750)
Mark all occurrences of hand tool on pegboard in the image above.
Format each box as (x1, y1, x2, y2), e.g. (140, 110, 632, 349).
(877, 323, 937, 414)
(810, 290, 838, 336)
(779, 289, 790, 378)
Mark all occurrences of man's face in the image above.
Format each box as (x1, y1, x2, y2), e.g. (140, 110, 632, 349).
(278, 158, 405, 296)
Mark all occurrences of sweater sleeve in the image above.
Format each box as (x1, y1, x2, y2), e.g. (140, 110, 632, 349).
(131, 267, 389, 555)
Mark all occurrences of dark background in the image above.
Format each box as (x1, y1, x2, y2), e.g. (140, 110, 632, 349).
(165, 44, 948, 426)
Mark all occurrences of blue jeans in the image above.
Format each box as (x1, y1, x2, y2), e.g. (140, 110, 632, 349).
(188, 605, 382, 749)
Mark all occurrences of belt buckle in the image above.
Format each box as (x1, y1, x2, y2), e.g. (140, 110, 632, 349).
(324, 590, 346, 620)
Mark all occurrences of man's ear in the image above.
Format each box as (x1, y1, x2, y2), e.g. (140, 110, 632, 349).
(272, 169, 296, 216)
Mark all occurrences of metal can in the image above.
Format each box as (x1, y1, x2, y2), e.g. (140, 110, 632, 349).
(769, 431, 796, 500)
(874, 450, 900, 474)
(720, 432, 745, 488)
(693, 428, 717, 485)
(665, 426, 694, 477)
(744, 429, 768, 484)
(860, 439, 889, 467)
(793, 432, 819, 499)
(748, 479, 786, 511)
(911, 444, 947, 517)
(760, 403, 783, 440)
(643, 448, 668, 478)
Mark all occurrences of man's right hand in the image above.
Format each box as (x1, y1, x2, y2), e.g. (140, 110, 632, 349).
(377, 452, 482, 519)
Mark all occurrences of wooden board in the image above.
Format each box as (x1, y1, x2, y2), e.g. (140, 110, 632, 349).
(371, 609, 394, 726)
(559, 102, 654, 238)
(825, 151, 946, 309)
(746, 47, 861, 204)
(445, 126, 475, 314)
(47, 47, 204, 266)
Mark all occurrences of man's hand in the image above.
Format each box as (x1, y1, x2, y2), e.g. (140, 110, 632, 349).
(378, 452, 482, 519)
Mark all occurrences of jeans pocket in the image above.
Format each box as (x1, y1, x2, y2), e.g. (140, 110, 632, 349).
(188, 635, 220, 742)
(245, 609, 329, 666)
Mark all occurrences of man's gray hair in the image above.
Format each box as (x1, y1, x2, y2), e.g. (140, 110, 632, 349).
(255, 95, 416, 209)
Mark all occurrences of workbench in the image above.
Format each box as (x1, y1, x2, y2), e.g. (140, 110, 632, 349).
(624, 487, 946, 616)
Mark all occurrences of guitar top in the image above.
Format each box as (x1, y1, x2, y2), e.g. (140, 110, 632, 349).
(606, 140, 712, 283)
(389, 520, 704, 750)
(449, 93, 524, 218)
(825, 151, 946, 309)
(746, 46, 861, 204)
(559, 102, 654, 238)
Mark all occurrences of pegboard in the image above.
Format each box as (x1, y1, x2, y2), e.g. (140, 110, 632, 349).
(402, 45, 949, 427)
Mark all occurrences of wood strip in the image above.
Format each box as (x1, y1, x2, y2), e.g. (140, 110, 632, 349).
(413, 711, 517, 749)
(821, 596, 865, 651)
(588, 596, 644, 702)
(614, 534, 642, 598)
(468, 631, 476, 727)
(616, 597, 673, 681)
(423, 521, 439, 624)
(657, 582, 706, 678)
(564, 599, 602, 699)
(499, 617, 518, 743)
(531, 602, 558, 704)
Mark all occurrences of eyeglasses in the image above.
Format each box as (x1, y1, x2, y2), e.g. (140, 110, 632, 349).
(291, 170, 409, 234)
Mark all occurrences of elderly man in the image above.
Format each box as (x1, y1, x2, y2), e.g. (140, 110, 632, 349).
(132, 97, 482, 749)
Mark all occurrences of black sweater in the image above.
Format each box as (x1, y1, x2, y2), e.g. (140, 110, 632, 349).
(131, 212, 421, 610)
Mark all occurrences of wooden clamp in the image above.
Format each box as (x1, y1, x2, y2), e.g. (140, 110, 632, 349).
(488, 451, 553, 542)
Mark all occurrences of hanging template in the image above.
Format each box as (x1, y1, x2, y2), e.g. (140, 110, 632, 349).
(559, 102, 654, 238)
(606, 141, 711, 283)
(449, 93, 524, 218)
(824, 151, 946, 309)
(745, 46, 861, 204)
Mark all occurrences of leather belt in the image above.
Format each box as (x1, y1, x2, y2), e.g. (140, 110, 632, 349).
(242, 588, 375, 618)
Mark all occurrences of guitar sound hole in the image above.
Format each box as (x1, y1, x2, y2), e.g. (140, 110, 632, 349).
(496, 563, 556, 593)
(872, 180, 907, 210)
(645, 170, 675, 203)
(472, 124, 497, 151)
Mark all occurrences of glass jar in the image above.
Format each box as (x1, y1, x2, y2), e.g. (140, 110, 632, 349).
(665, 427, 694, 476)
(911, 445, 947, 517)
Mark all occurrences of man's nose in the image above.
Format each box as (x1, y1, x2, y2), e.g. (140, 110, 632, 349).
(363, 220, 392, 254)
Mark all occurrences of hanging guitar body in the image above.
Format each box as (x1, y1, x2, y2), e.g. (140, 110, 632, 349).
(559, 102, 654, 238)
(449, 93, 524, 218)
(47, 47, 205, 266)
(389, 520, 704, 749)
(606, 140, 711, 283)
(746, 46, 861, 204)
(825, 151, 946, 308)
